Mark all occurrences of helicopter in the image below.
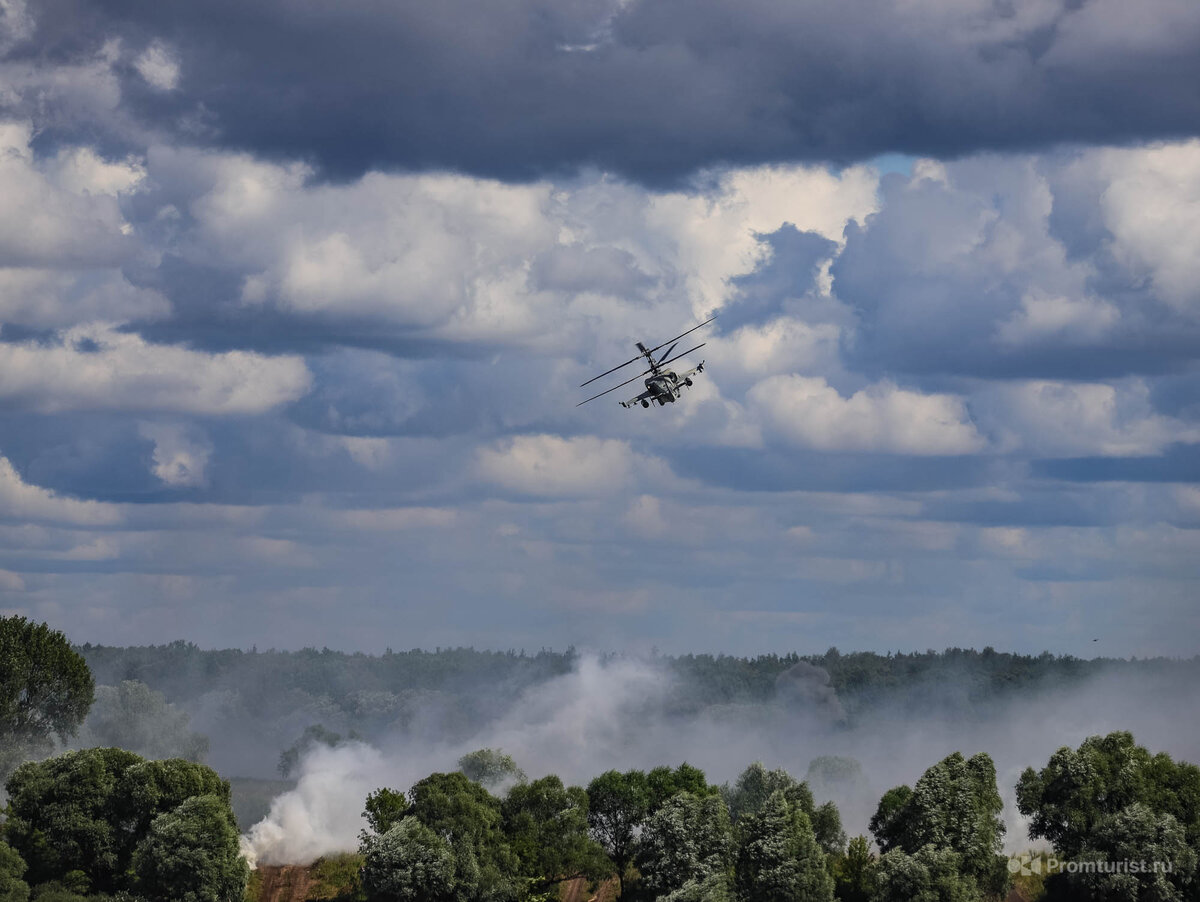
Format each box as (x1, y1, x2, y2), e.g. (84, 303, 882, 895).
(578, 316, 715, 409)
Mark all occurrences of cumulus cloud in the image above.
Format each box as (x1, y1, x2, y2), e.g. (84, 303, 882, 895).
(0, 121, 139, 267)
(133, 41, 180, 91)
(0, 268, 168, 328)
(748, 376, 985, 455)
(140, 150, 875, 357)
(974, 380, 1200, 457)
(138, 422, 212, 487)
(16, 0, 1200, 182)
(0, 323, 311, 414)
(0, 456, 120, 525)
(1092, 140, 1200, 313)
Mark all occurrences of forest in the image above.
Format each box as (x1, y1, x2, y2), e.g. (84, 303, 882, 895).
(2, 616, 1199, 902)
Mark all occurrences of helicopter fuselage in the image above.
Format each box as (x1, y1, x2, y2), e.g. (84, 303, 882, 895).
(577, 316, 713, 410)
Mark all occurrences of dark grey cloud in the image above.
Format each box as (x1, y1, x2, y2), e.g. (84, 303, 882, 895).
(10, 0, 1200, 183)
(719, 226, 838, 332)
(1033, 443, 1200, 484)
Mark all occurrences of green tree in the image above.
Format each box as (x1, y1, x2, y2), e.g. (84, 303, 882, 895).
(459, 749, 526, 789)
(115, 757, 233, 843)
(1060, 802, 1198, 902)
(869, 752, 1006, 897)
(1018, 734, 1200, 901)
(404, 772, 517, 902)
(870, 846, 976, 902)
(130, 793, 248, 902)
(4, 748, 238, 897)
(724, 764, 809, 825)
(647, 764, 718, 810)
(0, 842, 30, 902)
(725, 764, 844, 857)
(586, 770, 651, 897)
(636, 792, 733, 901)
(80, 681, 208, 763)
(0, 617, 94, 779)
(363, 787, 410, 837)
(3, 746, 142, 890)
(832, 836, 874, 902)
(361, 817, 456, 902)
(1016, 731, 1200, 858)
(501, 776, 606, 893)
(734, 790, 833, 902)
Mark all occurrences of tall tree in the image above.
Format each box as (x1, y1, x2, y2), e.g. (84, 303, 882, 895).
(870, 846, 976, 902)
(403, 772, 517, 902)
(1017, 733, 1200, 901)
(587, 769, 651, 897)
(501, 775, 606, 894)
(130, 794, 249, 902)
(636, 792, 733, 901)
(647, 763, 718, 810)
(459, 749, 526, 789)
(361, 817, 456, 902)
(1017, 731, 1200, 857)
(726, 763, 844, 856)
(0, 617, 93, 778)
(4, 748, 238, 896)
(734, 790, 833, 902)
(832, 836, 874, 902)
(869, 752, 1006, 897)
(0, 842, 30, 902)
(3, 747, 142, 891)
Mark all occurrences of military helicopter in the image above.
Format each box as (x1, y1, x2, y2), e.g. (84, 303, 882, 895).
(578, 316, 715, 408)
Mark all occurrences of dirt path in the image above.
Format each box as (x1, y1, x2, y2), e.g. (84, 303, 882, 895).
(255, 864, 315, 902)
(560, 876, 619, 902)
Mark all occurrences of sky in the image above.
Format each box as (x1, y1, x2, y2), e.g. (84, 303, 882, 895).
(0, 0, 1198, 657)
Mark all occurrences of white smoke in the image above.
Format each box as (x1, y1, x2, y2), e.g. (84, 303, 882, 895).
(241, 653, 1200, 865)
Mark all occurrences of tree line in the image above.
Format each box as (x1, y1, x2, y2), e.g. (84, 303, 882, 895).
(354, 733, 1200, 902)
(3, 615, 1199, 901)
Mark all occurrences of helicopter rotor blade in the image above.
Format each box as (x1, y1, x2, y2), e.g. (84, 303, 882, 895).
(580, 352, 646, 388)
(656, 341, 678, 366)
(578, 314, 716, 387)
(576, 365, 653, 406)
(655, 342, 706, 369)
(646, 315, 716, 358)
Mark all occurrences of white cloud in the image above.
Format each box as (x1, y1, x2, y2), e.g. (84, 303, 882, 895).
(717, 318, 844, 379)
(0, 268, 168, 328)
(134, 41, 180, 91)
(975, 380, 1198, 457)
(476, 434, 664, 497)
(0, 457, 121, 525)
(0, 121, 138, 267)
(162, 149, 878, 353)
(1094, 139, 1200, 313)
(139, 423, 213, 487)
(0, 323, 311, 414)
(748, 376, 985, 455)
(995, 291, 1119, 345)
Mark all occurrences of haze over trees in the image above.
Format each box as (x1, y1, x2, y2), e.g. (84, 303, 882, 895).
(77, 680, 208, 763)
(73, 642, 1200, 780)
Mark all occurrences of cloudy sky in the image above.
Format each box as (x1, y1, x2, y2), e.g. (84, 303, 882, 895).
(1, 0, 1198, 656)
